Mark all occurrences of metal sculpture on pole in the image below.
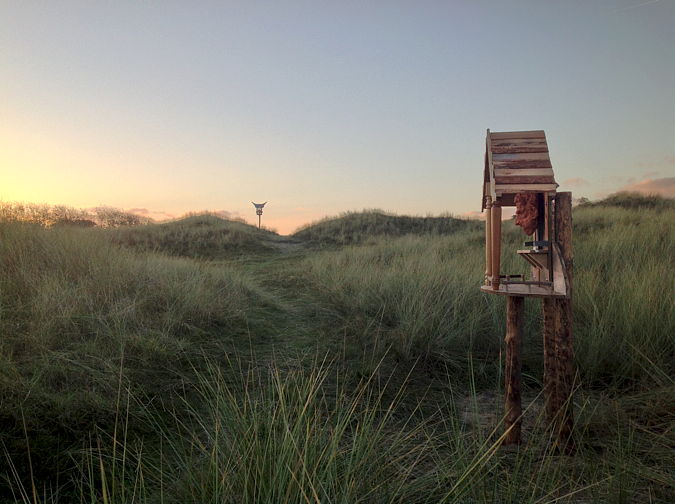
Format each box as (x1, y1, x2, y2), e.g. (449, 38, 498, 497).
(252, 201, 266, 229)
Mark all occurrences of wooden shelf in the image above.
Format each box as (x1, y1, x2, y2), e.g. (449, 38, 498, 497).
(480, 284, 567, 298)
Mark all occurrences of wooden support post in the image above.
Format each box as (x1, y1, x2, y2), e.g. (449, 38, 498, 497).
(485, 197, 493, 285)
(491, 201, 502, 289)
(544, 194, 551, 243)
(504, 295, 524, 444)
(542, 192, 575, 453)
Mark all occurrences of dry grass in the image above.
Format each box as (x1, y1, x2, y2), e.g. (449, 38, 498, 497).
(1, 194, 673, 502)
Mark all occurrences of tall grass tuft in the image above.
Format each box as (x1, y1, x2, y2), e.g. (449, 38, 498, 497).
(0, 222, 263, 493)
(153, 358, 440, 503)
(10, 357, 671, 503)
(299, 205, 675, 385)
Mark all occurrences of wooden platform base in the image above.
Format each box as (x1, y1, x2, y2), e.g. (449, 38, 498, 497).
(480, 284, 566, 298)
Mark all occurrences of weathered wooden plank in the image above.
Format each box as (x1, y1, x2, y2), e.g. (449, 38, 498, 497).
(492, 144, 549, 154)
(490, 130, 546, 140)
(495, 176, 556, 185)
(504, 295, 524, 445)
(552, 243, 569, 297)
(491, 145, 549, 154)
(491, 137, 548, 146)
(480, 284, 565, 298)
(492, 159, 553, 170)
(492, 152, 551, 162)
(494, 168, 554, 177)
(493, 159, 553, 169)
(495, 184, 558, 193)
(491, 137, 547, 143)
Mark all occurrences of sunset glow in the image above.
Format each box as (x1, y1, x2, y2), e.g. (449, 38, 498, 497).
(1, 1, 673, 234)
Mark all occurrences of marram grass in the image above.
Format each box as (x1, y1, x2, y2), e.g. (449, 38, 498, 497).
(7, 357, 672, 503)
(1, 196, 674, 502)
(299, 205, 675, 385)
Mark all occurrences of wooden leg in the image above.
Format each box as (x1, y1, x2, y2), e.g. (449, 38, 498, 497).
(543, 297, 575, 453)
(542, 192, 575, 453)
(504, 296, 524, 445)
(542, 297, 557, 427)
(485, 198, 492, 285)
(491, 202, 502, 289)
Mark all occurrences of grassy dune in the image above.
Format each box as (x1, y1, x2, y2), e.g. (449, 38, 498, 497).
(293, 209, 479, 245)
(0, 222, 270, 493)
(1, 194, 673, 502)
(299, 204, 674, 385)
(110, 213, 281, 258)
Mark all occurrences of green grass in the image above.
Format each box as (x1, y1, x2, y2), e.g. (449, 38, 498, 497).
(0, 222, 270, 494)
(298, 203, 675, 386)
(293, 210, 480, 246)
(577, 191, 675, 211)
(8, 358, 673, 503)
(0, 201, 149, 227)
(109, 213, 281, 259)
(1, 194, 674, 502)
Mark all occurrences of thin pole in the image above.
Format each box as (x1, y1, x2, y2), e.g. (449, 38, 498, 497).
(491, 201, 502, 289)
(258, 214, 261, 229)
(504, 295, 524, 444)
(485, 197, 493, 285)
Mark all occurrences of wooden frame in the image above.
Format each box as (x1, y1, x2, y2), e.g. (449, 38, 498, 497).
(479, 129, 574, 450)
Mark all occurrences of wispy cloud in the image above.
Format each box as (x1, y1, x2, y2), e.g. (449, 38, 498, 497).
(127, 207, 150, 215)
(562, 177, 589, 188)
(126, 208, 176, 220)
(601, 175, 629, 185)
(211, 209, 244, 220)
(461, 210, 484, 220)
(617, 177, 675, 197)
(614, 0, 661, 13)
(642, 171, 660, 179)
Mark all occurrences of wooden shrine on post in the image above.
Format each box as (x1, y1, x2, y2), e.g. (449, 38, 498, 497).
(480, 129, 575, 451)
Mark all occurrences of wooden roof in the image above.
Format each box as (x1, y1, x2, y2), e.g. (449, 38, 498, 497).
(482, 129, 558, 210)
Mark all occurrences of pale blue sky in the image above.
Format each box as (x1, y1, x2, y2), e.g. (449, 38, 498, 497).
(1, 0, 673, 232)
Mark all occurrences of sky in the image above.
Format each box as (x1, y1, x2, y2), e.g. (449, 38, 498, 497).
(1, 0, 673, 234)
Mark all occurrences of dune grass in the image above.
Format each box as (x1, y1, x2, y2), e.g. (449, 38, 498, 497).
(577, 191, 675, 211)
(298, 204, 675, 386)
(1, 195, 674, 502)
(109, 213, 279, 259)
(293, 210, 480, 246)
(7, 357, 673, 503)
(0, 222, 269, 494)
(0, 201, 149, 227)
